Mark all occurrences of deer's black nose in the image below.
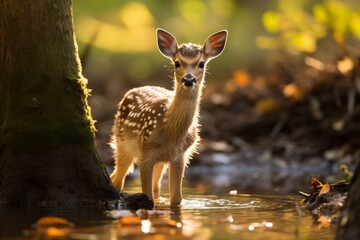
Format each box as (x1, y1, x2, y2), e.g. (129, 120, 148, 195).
(182, 74, 197, 87)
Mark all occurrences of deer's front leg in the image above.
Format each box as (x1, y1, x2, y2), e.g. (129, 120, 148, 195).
(169, 158, 186, 206)
(139, 158, 154, 201)
(153, 162, 167, 200)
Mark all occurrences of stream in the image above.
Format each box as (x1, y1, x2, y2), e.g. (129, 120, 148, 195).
(0, 167, 336, 240)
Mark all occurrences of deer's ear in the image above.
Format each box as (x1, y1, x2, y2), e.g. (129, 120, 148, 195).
(157, 28, 178, 59)
(203, 30, 228, 61)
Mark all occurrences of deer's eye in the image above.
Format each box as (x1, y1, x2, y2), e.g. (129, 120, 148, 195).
(199, 61, 205, 69)
(174, 61, 180, 68)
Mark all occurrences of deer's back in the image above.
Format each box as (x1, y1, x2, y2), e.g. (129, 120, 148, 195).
(113, 86, 173, 144)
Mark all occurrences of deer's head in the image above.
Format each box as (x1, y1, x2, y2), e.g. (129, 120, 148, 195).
(157, 28, 228, 89)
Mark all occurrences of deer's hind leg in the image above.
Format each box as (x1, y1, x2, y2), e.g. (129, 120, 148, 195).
(110, 148, 134, 191)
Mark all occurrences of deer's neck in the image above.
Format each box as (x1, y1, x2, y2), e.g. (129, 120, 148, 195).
(163, 81, 203, 141)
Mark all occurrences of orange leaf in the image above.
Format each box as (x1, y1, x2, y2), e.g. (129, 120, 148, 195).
(311, 176, 323, 188)
(35, 216, 74, 228)
(318, 183, 330, 197)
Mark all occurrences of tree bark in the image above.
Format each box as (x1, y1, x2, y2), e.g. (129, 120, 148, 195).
(0, 0, 152, 208)
(335, 163, 360, 239)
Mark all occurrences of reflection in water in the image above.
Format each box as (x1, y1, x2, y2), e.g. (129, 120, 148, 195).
(181, 197, 259, 210)
(141, 219, 151, 233)
(0, 178, 335, 240)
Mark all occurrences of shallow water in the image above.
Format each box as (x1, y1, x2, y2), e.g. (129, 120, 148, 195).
(0, 176, 335, 240)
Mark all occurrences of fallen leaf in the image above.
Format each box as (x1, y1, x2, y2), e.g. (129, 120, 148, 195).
(318, 183, 330, 197)
(311, 176, 323, 188)
(35, 216, 74, 228)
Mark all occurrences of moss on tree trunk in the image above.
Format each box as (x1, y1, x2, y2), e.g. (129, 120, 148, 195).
(0, 0, 152, 208)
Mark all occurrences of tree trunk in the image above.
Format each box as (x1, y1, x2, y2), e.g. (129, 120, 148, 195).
(0, 0, 152, 208)
(335, 163, 360, 239)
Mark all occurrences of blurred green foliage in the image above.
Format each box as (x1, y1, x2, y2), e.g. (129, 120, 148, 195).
(258, 0, 360, 54)
(73, 0, 269, 86)
(72, 0, 360, 90)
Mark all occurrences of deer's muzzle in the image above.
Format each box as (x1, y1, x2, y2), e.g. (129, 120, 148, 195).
(182, 74, 197, 87)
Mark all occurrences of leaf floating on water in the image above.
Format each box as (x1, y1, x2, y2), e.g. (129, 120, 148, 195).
(311, 176, 323, 188)
(35, 216, 74, 228)
(119, 216, 142, 226)
(33, 217, 74, 239)
(318, 183, 330, 197)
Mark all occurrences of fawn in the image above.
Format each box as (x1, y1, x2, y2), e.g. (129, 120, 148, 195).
(110, 28, 227, 206)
